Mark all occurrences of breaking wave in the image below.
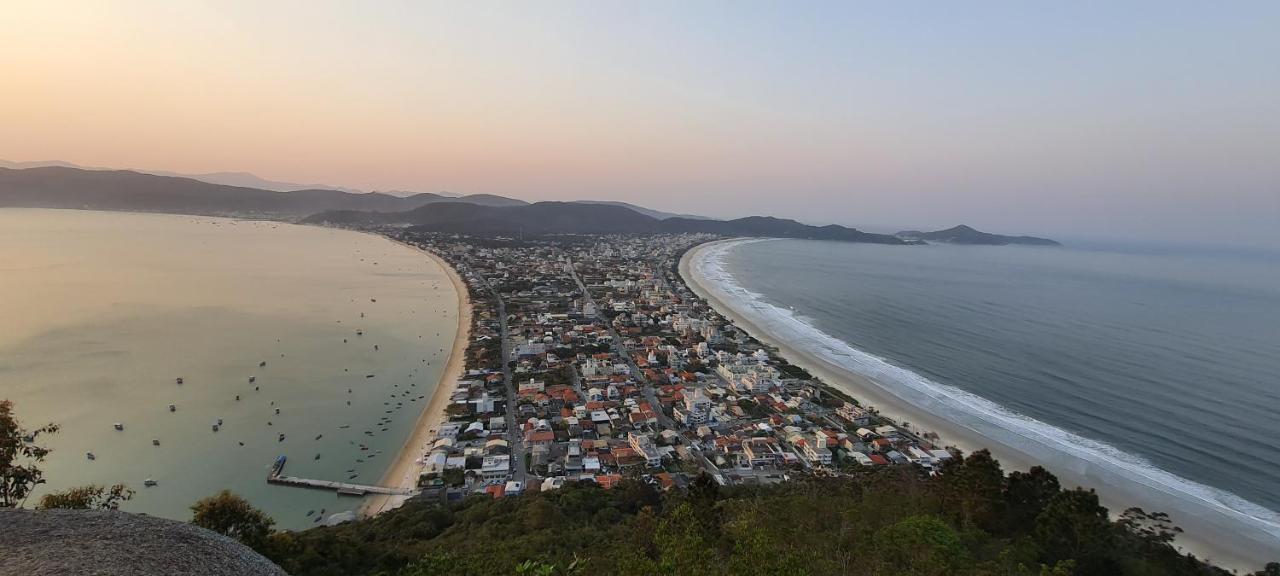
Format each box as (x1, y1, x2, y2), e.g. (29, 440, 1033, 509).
(688, 238, 1280, 554)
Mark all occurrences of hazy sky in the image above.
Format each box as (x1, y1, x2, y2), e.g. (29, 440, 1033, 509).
(3, 1, 1277, 247)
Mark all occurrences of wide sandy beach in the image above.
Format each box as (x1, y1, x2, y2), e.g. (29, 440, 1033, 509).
(680, 238, 1274, 573)
(360, 245, 471, 517)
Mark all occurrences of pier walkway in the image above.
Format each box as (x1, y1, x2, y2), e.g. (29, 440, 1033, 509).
(266, 456, 416, 497)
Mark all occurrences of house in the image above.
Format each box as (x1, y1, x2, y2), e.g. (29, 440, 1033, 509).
(627, 431, 663, 467)
(742, 437, 785, 468)
(480, 455, 510, 481)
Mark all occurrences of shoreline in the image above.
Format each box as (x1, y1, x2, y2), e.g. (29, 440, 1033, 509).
(358, 242, 471, 518)
(679, 238, 1275, 573)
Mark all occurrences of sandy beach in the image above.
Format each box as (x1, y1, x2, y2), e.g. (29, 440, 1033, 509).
(360, 246, 471, 518)
(680, 239, 1275, 573)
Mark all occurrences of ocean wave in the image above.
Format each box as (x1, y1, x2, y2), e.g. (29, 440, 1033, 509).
(690, 238, 1280, 546)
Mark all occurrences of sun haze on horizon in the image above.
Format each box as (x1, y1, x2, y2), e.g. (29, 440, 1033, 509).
(2, 1, 1277, 248)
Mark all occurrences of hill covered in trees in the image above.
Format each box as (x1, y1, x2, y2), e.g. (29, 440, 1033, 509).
(256, 455, 1266, 576)
(305, 202, 909, 244)
(4, 397, 1277, 575)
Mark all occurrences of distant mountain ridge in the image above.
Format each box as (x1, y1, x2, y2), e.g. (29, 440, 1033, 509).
(897, 225, 1060, 246)
(0, 164, 714, 220)
(0, 165, 1053, 247)
(0, 159, 364, 193)
(304, 201, 908, 244)
(0, 166, 439, 216)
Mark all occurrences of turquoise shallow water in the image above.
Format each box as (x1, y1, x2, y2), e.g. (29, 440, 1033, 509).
(0, 209, 458, 528)
(695, 238, 1280, 558)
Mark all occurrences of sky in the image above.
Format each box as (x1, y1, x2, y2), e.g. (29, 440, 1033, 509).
(2, 1, 1277, 247)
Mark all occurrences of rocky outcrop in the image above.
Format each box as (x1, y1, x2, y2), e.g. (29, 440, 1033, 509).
(0, 508, 285, 576)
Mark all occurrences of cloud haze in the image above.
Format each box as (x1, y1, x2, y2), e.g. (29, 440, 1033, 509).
(2, 1, 1277, 247)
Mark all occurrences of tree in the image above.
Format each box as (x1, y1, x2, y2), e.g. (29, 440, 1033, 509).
(1116, 507, 1182, 549)
(38, 483, 134, 510)
(1034, 488, 1117, 572)
(1004, 466, 1061, 532)
(191, 490, 276, 549)
(934, 448, 1004, 529)
(0, 399, 59, 508)
(872, 515, 968, 575)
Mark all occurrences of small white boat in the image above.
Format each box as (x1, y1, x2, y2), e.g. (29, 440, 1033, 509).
(143, 478, 157, 487)
(113, 423, 124, 431)
(248, 376, 256, 383)
(86, 452, 96, 460)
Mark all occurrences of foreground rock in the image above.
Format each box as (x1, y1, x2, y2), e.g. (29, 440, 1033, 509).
(0, 508, 285, 576)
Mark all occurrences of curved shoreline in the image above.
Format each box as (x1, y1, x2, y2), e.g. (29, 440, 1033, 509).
(680, 238, 1277, 573)
(359, 242, 471, 518)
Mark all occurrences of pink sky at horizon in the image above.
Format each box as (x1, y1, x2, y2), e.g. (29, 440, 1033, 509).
(2, 2, 1277, 247)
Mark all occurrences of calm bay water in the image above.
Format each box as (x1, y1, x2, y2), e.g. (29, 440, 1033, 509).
(707, 238, 1280, 539)
(0, 209, 458, 528)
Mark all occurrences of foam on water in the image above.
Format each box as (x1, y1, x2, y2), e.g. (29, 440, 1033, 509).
(691, 238, 1280, 549)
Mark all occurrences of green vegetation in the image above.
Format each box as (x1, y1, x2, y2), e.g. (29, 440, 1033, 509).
(3, 400, 1277, 575)
(0, 399, 59, 508)
(37, 483, 134, 510)
(191, 489, 277, 550)
(250, 453, 1269, 576)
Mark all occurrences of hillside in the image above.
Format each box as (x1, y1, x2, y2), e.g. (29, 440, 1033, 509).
(305, 202, 908, 244)
(255, 458, 1250, 576)
(897, 225, 1060, 246)
(572, 200, 713, 220)
(0, 166, 439, 216)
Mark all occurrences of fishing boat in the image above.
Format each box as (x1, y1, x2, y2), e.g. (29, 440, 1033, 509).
(152, 439, 160, 446)
(259, 361, 267, 367)
(143, 479, 157, 487)
(86, 452, 96, 460)
(278, 433, 286, 442)
(212, 424, 220, 432)
(113, 423, 124, 431)
(248, 376, 256, 383)
(169, 404, 176, 412)
(175, 377, 184, 385)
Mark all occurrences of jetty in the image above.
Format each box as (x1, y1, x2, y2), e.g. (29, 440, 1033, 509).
(265, 456, 415, 497)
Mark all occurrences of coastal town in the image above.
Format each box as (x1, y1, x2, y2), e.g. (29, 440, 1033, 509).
(367, 229, 957, 504)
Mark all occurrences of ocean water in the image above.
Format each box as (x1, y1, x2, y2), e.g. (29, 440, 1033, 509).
(690, 238, 1280, 560)
(0, 209, 458, 528)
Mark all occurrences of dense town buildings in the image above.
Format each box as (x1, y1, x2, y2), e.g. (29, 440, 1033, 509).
(381, 230, 953, 500)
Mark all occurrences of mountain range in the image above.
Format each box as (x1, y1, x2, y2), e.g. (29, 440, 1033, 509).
(0, 164, 1056, 246)
(303, 201, 909, 244)
(0, 162, 706, 221)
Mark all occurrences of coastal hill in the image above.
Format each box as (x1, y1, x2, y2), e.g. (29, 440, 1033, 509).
(0, 164, 711, 221)
(304, 202, 909, 244)
(0, 166, 446, 216)
(897, 224, 1061, 246)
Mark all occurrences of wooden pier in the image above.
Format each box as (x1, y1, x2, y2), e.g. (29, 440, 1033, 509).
(266, 456, 416, 497)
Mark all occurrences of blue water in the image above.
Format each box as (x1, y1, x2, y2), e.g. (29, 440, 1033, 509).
(715, 239, 1280, 517)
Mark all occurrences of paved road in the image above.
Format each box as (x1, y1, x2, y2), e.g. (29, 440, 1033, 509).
(566, 255, 676, 429)
(469, 262, 528, 486)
